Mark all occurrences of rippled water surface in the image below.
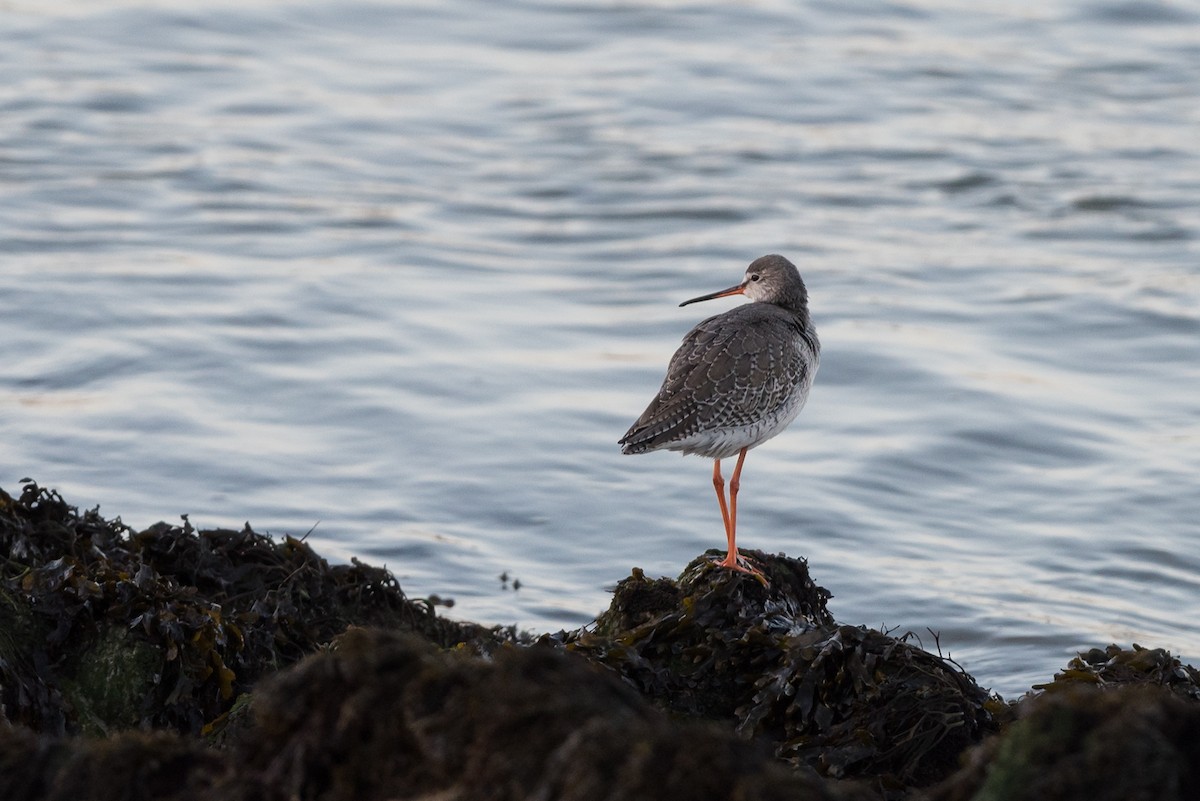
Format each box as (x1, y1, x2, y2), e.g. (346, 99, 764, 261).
(3, 0, 1198, 698)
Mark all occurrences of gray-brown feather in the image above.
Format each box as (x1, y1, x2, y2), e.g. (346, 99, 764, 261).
(619, 303, 816, 456)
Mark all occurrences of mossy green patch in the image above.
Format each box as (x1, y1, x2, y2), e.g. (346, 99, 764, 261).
(60, 625, 164, 735)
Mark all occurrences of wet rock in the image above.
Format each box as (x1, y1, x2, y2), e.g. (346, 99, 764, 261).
(1, 629, 872, 801)
(237, 627, 872, 801)
(0, 480, 516, 736)
(568, 552, 998, 794)
(930, 684, 1200, 801)
(1034, 642, 1200, 700)
(6, 480, 1200, 801)
(0, 724, 230, 801)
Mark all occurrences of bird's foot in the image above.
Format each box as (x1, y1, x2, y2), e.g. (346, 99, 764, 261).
(713, 550, 769, 587)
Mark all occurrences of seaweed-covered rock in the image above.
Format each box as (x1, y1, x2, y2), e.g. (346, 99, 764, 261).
(0, 481, 513, 736)
(0, 723, 230, 801)
(0, 629, 873, 801)
(237, 627, 872, 801)
(7, 481, 1200, 801)
(930, 684, 1200, 801)
(1034, 643, 1200, 700)
(569, 553, 998, 794)
(932, 644, 1200, 801)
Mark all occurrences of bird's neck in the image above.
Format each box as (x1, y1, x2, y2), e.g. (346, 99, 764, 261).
(774, 297, 816, 340)
(773, 291, 810, 319)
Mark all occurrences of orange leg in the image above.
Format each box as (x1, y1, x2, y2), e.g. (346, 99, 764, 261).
(715, 448, 763, 579)
(728, 446, 748, 550)
(712, 459, 732, 545)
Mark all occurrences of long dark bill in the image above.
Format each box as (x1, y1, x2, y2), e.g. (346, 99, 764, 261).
(679, 283, 746, 308)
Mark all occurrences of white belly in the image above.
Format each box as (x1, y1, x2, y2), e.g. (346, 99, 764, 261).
(664, 389, 809, 461)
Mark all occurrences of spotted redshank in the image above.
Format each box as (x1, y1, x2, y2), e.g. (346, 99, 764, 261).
(619, 254, 820, 576)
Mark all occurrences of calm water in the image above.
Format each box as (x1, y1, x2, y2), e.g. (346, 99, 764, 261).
(2, 0, 1198, 699)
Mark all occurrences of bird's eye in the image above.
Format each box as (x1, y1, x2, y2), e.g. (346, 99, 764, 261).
(750, 274, 761, 282)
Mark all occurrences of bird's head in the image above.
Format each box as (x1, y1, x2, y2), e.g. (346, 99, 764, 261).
(679, 254, 806, 309)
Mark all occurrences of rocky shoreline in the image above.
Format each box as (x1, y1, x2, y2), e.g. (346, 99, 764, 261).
(1, 480, 1197, 800)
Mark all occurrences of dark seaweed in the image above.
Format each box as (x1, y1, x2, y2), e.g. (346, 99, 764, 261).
(0, 480, 514, 736)
(567, 553, 998, 795)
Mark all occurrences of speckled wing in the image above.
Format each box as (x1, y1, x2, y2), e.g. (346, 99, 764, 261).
(619, 304, 812, 455)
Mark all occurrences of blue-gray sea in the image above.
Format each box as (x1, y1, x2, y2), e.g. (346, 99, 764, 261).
(3, 0, 1198, 699)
